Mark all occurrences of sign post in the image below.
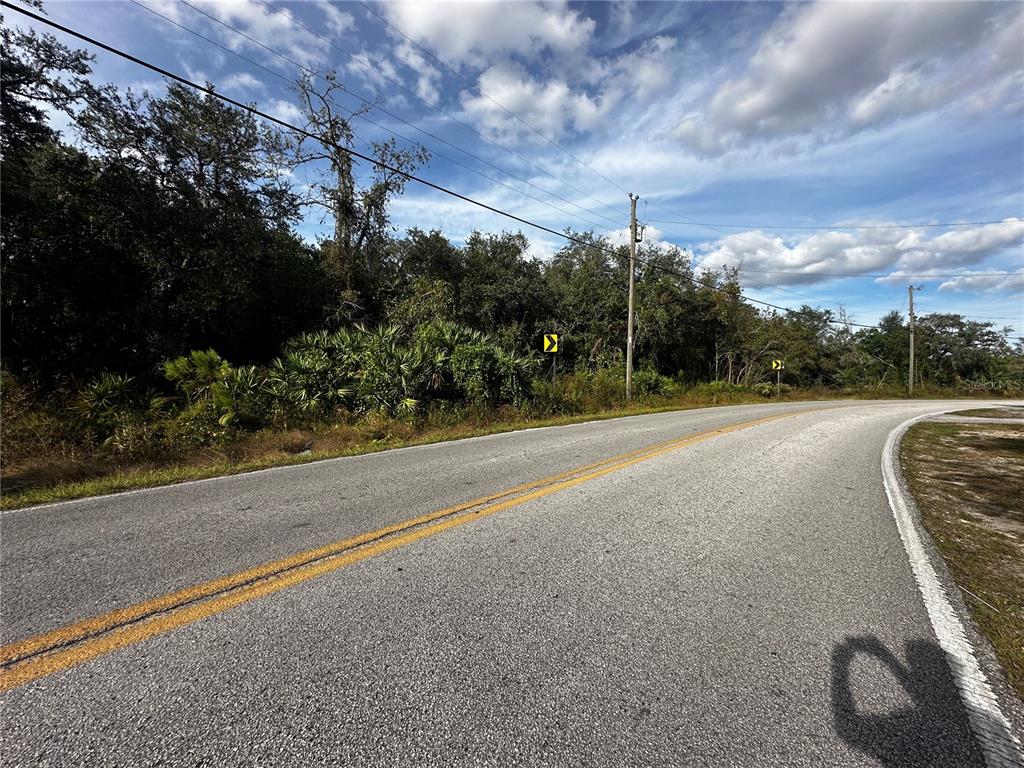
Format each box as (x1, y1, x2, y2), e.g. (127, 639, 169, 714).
(772, 359, 785, 398)
(544, 333, 559, 385)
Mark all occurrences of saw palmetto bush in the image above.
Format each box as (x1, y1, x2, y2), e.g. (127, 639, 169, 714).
(163, 350, 231, 403)
(264, 348, 354, 423)
(34, 321, 537, 473)
(355, 325, 445, 416)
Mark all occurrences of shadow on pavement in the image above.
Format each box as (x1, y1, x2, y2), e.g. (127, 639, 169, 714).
(830, 635, 985, 767)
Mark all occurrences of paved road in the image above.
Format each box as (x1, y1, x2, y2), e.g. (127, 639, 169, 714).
(0, 400, 1015, 766)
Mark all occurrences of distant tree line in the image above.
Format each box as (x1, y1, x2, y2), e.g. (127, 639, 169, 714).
(2, 12, 1021, 399)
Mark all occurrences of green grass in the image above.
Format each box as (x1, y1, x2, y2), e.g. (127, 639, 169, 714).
(901, 420, 1024, 699)
(3, 387, 1018, 510)
(0, 393, 799, 509)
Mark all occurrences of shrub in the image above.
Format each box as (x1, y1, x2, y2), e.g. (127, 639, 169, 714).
(212, 365, 270, 428)
(160, 400, 227, 455)
(450, 342, 502, 405)
(494, 348, 537, 406)
(356, 326, 441, 415)
(1, 369, 84, 468)
(752, 382, 794, 398)
(103, 412, 164, 462)
(265, 349, 353, 422)
(690, 380, 747, 396)
(527, 368, 627, 416)
(632, 369, 677, 399)
(72, 372, 137, 434)
(163, 349, 230, 403)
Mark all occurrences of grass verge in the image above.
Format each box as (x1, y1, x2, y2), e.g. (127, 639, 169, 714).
(900, 416, 1024, 699)
(1, 393, 804, 510)
(949, 407, 1024, 419)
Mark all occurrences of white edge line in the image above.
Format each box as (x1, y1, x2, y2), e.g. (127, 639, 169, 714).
(1, 400, 846, 516)
(882, 410, 1024, 767)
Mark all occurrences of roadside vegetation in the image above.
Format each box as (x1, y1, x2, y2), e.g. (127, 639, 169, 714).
(901, 413, 1024, 699)
(2, 7, 1022, 507)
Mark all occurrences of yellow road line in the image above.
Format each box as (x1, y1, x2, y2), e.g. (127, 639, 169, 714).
(0, 410, 806, 691)
(0, 429, 707, 667)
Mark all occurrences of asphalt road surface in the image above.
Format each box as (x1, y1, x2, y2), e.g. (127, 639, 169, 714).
(1, 400, 1019, 766)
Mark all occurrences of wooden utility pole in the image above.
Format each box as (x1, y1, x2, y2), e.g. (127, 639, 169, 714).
(908, 284, 918, 396)
(626, 193, 638, 401)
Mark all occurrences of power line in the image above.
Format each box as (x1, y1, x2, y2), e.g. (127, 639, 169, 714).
(132, 0, 616, 232)
(648, 217, 1016, 230)
(8, 0, 877, 333)
(703, 264, 1023, 335)
(256, 0, 622, 226)
(20, 3, 1019, 341)
(708, 266, 1019, 279)
(168, 0, 617, 230)
(353, 0, 629, 197)
(136, 2, 1023, 293)
(4, 5, 605, 251)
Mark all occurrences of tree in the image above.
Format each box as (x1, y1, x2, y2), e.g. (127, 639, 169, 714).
(544, 233, 624, 370)
(0, 2, 108, 155)
(290, 72, 429, 300)
(1, 20, 324, 383)
(457, 232, 554, 353)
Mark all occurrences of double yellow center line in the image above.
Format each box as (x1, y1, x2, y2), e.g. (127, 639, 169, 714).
(0, 411, 800, 691)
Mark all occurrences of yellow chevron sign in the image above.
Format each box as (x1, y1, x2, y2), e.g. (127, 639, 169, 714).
(772, 359, 785, 371)
(543, 334, 559, 353)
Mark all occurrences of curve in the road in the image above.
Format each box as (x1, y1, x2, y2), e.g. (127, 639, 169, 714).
(0, 409, 808, 692)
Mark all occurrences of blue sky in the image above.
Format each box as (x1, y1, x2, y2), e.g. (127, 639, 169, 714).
(22, 1, 1024, 333)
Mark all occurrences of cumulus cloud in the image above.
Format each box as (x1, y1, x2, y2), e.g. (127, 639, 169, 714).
(382, 1, 595, 68)
(266, 98, 304, 125)
(393, 40, 442, 107)
(170, 0, 331, 68)
(219, 71, 264, 95)
(675, 2, 1024, 154)
(375, 1, 674, 142)
(697, 219, 1024, 288)
(318, 1, 354, 35)
(938, 269, 1024, 294)
(461, 62, 615, 143)
(459, 34, 675, 143)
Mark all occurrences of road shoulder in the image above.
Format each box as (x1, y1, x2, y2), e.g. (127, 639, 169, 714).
(886, 411, 1024, 762)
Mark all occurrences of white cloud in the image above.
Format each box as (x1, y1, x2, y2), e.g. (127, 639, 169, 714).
(525, 236, 559, 262)
(697, 219, 1024, 288)
(266, 98, 304, 125)
(938, 269, 1024, 294)
(458, 34, 675, 143)
(609, 1, 638, 35)
(394, 41, 442, 107)
(319, 1, 354, 35)
(382, 1, 595, 68)
(675, 2, 1023, 154)
(220, 71, 264, 95)
(181, 0, 330, 67)
(343, 48, 401, 94)
(461, 62, 616, 143)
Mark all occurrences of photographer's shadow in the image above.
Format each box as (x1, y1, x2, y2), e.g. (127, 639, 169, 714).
(830, 635, 986, 767)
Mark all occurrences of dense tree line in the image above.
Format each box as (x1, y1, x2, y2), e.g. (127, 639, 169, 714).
(2, 12, 1020, 401)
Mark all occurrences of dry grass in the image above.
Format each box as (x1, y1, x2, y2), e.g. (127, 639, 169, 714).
(901, 419, 1024, 698)
(0, 395, 767, 508)
(2, 388, 1017, 510)
(951, 407, 1024, 419)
